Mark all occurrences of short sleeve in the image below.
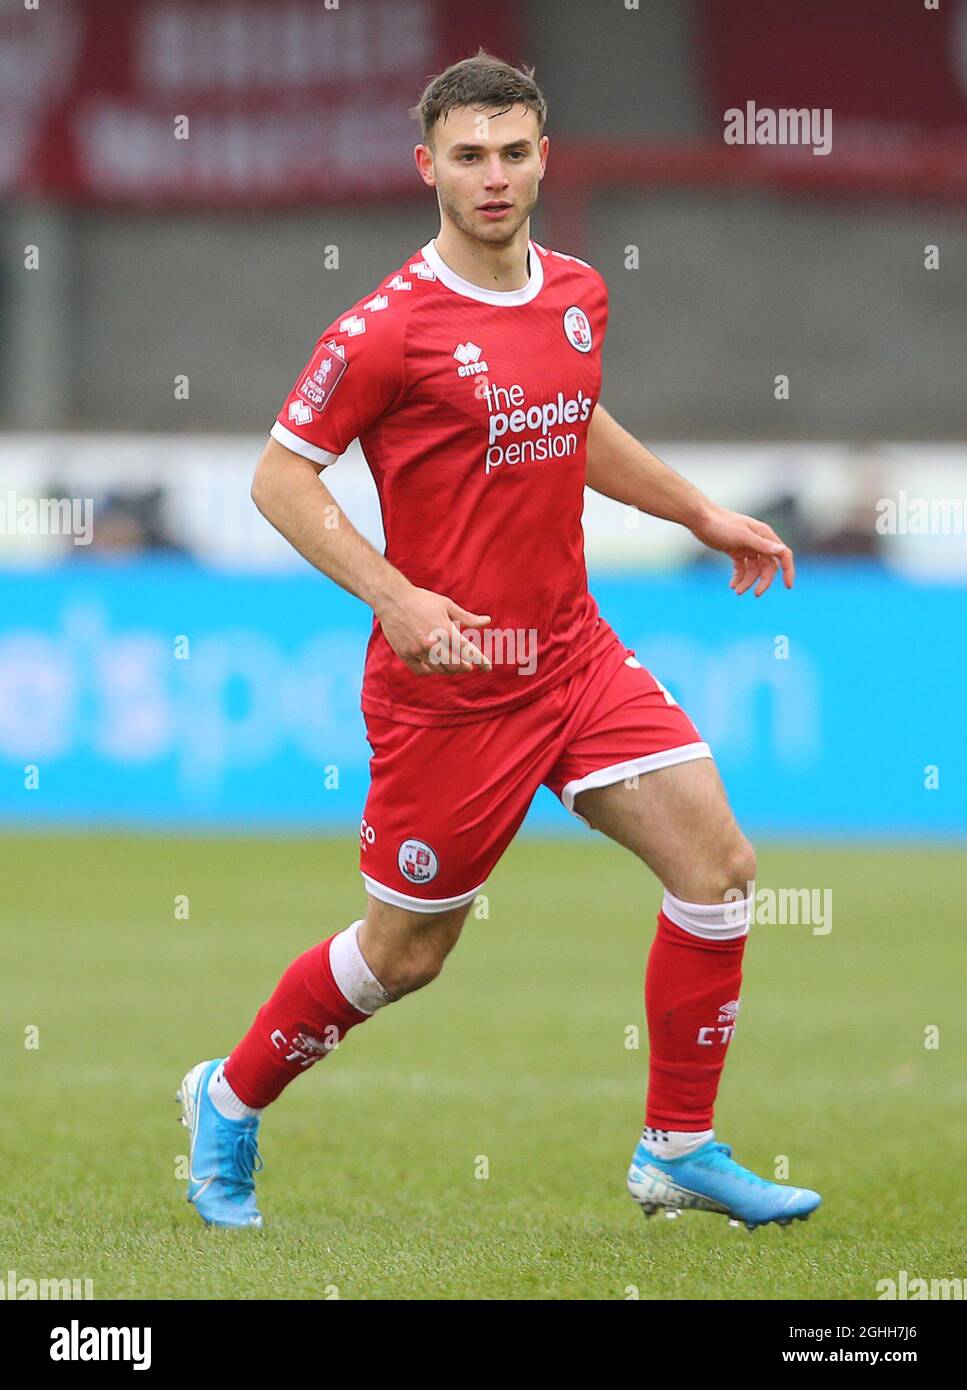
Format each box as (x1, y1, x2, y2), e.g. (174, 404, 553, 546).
(270, 298, 406, 467)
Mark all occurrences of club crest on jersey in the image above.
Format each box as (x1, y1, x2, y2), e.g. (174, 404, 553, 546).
(398, 838, 438, 884)
(297, 340, 348, 413)
(453, 342, 489, 377)
(563, 305, 592, 353)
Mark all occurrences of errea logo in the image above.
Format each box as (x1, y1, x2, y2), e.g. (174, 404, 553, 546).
(453, 342, 489, 377)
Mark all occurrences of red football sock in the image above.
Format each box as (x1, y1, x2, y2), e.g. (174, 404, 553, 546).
(644, 896, 748, 1132)
(224, 935, 372, 1109)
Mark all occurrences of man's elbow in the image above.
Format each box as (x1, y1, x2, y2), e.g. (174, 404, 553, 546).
(251, 446, 275, 514)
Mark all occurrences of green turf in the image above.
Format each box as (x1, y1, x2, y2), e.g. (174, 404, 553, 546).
(1, 832, 964, 1300)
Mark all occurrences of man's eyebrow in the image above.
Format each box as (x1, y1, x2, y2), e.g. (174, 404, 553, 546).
(448, 139, 533, 153)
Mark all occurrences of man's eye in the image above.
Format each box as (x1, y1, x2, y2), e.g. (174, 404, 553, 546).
(507, 151, 525, 160)
(459, 153, 478, 162)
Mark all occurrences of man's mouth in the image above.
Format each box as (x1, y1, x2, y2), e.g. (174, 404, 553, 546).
(478, 201, 513, 219)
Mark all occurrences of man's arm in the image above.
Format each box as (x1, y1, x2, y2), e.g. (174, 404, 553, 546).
(251, 436, 492, 673)
(585, 403, 795, 596)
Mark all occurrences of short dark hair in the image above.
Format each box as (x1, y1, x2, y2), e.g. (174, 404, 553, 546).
(411, 49, 547, 145)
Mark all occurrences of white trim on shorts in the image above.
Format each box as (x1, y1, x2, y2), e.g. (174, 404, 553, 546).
(361, 872, 488, 915)
(560, 741, 713, 823)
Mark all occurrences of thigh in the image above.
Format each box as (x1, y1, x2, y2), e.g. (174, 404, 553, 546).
(544, 643, 747, 898)
(573, 756, 747, 899)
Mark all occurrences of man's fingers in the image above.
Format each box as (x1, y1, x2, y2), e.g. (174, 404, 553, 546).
(450, 621, 492, 672)
(419, 622, 492, 674)
(733, 554, 760, 596)
(446, 602, 492, 628)
(777, 543, 795, 588)
(743, 520, 795, 589)
(430, 601, 494, 671)
(753, 556, 780, 597)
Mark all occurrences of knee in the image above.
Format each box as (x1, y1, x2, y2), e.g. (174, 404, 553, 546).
(719, 835, 756, 899)
(682, 834, 755, 904)
(369, 933, 451, 999)
(360, 899, 467, 999)
(390, 949, 446, 997)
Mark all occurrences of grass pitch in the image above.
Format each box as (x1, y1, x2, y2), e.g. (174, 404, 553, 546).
(1, 832, 964, 1300)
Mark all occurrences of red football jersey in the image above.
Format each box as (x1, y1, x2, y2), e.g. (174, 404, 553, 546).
(271, 238, 613, 725)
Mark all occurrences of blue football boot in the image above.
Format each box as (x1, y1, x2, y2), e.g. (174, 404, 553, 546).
(176, 1058, 264, 1229)
(627, 1137, 821, 1231)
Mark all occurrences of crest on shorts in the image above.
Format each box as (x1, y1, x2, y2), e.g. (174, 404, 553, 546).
(398, 838, 438, 884)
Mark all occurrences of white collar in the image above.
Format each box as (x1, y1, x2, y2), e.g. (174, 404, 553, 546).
(421, 237, 544, 306)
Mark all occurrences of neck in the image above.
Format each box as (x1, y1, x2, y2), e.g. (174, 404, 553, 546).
(432, 217, 531, 293)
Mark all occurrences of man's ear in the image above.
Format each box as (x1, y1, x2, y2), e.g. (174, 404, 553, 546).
(414, 143, 436, 188)
(538, 133, 549, 180)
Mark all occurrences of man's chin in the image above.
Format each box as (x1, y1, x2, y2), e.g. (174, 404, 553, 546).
(471, 213, 528, 245)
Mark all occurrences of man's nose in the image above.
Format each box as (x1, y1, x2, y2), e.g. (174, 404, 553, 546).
(483, 156, 510, 188)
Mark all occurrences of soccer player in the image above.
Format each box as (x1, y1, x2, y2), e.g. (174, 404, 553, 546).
(177, 52, 820, 1233)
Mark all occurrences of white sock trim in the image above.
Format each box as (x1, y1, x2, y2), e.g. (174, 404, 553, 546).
(208, 1062, 262, 1120)
(329, 920, 391, 1015)
(640, 1126, 714, 1160)
(661, 889, 750, 939)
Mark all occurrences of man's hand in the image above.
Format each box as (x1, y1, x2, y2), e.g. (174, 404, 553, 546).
(691, 504, 795, 597)
(375, 585, 494, 675)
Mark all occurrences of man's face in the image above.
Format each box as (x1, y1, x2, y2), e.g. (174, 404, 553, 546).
(415, 104, 547, 246)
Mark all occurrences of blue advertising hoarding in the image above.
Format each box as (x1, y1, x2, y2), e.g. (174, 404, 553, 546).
(0, 560, 963, 836)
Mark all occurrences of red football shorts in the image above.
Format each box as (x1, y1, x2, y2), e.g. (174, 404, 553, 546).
(358, 622, 712, 912)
